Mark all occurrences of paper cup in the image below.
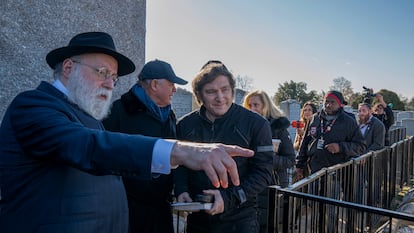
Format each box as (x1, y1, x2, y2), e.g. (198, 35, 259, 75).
(272, 139, 281, 153)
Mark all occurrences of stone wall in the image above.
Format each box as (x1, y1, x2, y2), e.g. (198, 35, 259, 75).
(0, 0, 146, 120)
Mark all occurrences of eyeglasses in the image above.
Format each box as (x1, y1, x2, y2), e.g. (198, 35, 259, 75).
(71, 60, 119, 85)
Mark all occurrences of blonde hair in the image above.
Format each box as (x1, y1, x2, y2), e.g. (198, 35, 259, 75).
(242, 90, 284, 119)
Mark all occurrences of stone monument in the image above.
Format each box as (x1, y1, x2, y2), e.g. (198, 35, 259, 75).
(397, 111, 414, 123)
(172, 88, 194, 119)
(234, 88, 247, 105)
(280, 99, 301, 140)
(401, 119, 414, 137)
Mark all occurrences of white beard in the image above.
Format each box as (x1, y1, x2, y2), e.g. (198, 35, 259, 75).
(66, 67, 112, 120)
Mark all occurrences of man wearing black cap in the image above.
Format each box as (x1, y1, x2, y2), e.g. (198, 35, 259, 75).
(103, 59, 187, 233)
(296, 90, 366, 177)
(0, 32, 254, 233)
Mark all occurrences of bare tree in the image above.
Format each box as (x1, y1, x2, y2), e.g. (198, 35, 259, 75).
(235, 75, 253, 91)
(329, 77, 354, 103)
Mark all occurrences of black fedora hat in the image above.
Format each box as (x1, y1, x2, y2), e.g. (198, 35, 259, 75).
(46, 32, 135, 76)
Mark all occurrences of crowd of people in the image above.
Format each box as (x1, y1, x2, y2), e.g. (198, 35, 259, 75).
(0, 31, 395, 233)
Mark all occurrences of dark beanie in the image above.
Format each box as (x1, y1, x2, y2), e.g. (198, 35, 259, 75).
(325, 90, 344, 106)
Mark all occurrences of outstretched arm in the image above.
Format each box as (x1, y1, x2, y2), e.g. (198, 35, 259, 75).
(170, 141, 254, 188)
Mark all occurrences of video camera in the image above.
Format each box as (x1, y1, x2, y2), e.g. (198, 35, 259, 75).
(362, 86, 376, 104)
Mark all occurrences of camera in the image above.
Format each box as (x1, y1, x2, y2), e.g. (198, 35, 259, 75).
(362, 86, 376, 104)
(291, 120, 305, 129)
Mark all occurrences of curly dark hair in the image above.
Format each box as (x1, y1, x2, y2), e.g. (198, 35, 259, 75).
(192, 63, 235, 105)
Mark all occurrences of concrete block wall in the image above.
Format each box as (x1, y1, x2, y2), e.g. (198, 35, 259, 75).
(0, 0, 146, 120)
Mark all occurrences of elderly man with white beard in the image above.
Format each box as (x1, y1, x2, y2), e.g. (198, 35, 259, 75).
(358, 102, 386, 152)
(0, 32, 253, 233)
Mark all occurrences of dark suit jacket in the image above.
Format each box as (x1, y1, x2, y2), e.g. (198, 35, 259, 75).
(363, 116, 386, 152)
(0, 81, 157, 233)
(103, 87, 176, 233)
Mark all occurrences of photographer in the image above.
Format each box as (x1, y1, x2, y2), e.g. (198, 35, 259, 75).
(373, 93, 395, 146)
(362, 86, 376, 105)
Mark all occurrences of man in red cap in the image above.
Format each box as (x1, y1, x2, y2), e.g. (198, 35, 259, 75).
(296, 90, 366, 177)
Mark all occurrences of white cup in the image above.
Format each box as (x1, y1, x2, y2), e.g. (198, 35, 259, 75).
(272, 139, 281, 153)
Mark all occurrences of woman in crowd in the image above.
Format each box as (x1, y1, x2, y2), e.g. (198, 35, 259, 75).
(243, 90, 296, 233)
(293, 101, 318, 151)
(292, 101, 318, 182)
(243, 90, 295, 187)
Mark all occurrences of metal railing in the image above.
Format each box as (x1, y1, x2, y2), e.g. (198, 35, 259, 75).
(267, 129, 413, 232)
(268, 188, 414, 233)
(389, 127, 407, 145)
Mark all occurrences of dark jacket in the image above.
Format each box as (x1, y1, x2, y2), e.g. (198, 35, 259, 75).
(102, 87, 175, 233)
(361, 116, 386, 152)
(373, 105, 394, 145)
(174, 104, 274, 232)
(296, 108, 366, 173)
(269, 116, 295, 187)
(256, 116, 296, 233)
(0, 82, 157, 233)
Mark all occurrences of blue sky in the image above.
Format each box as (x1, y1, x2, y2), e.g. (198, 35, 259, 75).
(146, 1, 414, 100)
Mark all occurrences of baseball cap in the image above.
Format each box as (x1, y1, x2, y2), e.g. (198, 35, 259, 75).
(138, 59, 187, 85)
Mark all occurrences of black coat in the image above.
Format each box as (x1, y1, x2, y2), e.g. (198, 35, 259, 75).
(297, 108, 366, 173)
(373, 106, 394, 146)
(255, 116, 296, 233)
(0, 82, 158, 233)
(103, 88, 176, 233)
(361, 116, 385, 152)
(269, 117, 296, 187)
(174, 104, 274, 231)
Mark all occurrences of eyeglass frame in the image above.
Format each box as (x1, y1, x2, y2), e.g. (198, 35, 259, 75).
(71, 59, 119, 85)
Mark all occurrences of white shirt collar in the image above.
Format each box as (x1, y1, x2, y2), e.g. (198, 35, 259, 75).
(52, 79, 71, 98)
